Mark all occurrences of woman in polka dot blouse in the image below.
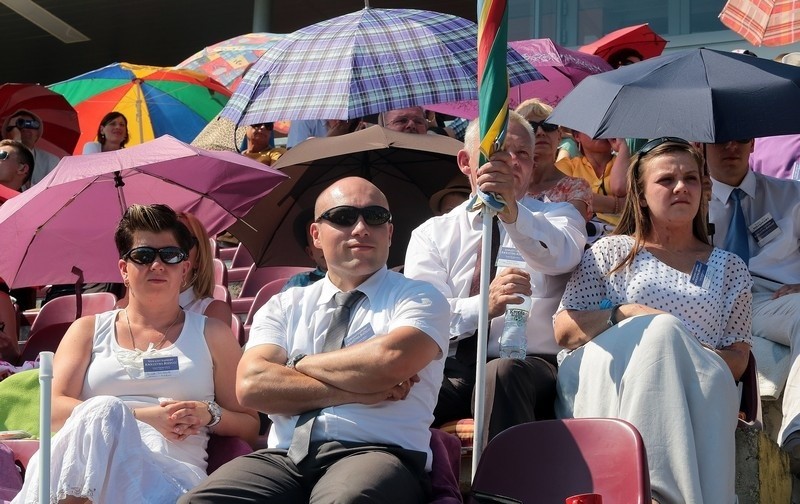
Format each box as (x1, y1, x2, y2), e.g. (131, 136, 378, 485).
(553, 138, 752, 504)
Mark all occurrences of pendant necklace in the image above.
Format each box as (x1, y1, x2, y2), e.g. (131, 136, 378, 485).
(124, 309, 182, 351)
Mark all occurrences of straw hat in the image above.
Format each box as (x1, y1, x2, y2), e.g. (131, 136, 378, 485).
(429, 175, 471, 214)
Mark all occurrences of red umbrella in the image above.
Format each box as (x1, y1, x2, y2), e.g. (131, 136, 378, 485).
(719, 0, 800, 47)
(579, 23, 667, 63)
(0, 83, 80, 158)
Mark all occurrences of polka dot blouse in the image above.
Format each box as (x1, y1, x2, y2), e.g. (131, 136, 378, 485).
(558, 235, 753, 349)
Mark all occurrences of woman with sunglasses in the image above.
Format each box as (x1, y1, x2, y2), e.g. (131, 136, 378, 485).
(515, 99, 592, 222)
(13, 204, 259, 503)
(553, 139, 752, 503)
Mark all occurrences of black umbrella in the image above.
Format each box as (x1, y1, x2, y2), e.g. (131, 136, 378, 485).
(547, 48, 800, 143)
(227, 126, 464, 268)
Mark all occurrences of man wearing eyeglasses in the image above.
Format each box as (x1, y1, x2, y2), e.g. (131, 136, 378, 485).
(405, 112, 587, 446)
(380, 106, 429, 135)
(0, 139, 33, 192)
(2, 109, 60, 187)
(182, 176, 450, 503)
(706, 139, 800, 470)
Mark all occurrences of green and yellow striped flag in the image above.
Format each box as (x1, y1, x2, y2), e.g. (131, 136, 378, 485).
(477, 0, 510, 166)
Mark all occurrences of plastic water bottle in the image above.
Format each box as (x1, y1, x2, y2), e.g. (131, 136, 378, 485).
(499, 294, 531, 359)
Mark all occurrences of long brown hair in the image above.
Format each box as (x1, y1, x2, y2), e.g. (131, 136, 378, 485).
(610, 139, 708, 274)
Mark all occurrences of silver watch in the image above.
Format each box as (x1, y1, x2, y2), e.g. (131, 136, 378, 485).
(204, 400, 222, 428)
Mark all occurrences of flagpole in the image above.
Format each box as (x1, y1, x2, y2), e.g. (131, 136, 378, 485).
(474, 0, 510, 477)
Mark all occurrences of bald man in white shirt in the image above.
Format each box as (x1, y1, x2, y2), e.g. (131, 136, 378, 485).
(706, 139, 800, 469)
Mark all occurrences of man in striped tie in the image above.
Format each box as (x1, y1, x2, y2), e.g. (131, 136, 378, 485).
(706, 139, 800, 471)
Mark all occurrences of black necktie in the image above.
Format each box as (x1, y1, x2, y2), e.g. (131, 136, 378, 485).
(287, 290, 365, 464)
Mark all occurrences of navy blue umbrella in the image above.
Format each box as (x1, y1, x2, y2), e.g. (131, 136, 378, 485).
(547, 48, 800, 143)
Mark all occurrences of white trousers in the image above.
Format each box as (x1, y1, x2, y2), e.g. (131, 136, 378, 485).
(750, 284, 800, 444)
(556, 314, 738, 504)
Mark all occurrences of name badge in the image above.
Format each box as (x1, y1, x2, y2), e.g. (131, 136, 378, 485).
(496, 247, 526, 268)
(345, 324, 375, 347)
(749, 213, 781, 247)
(690, 261, 719, 290)
(142, 356, 180, 378)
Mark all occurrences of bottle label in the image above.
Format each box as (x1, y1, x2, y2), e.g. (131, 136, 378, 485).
(505, 308, 529, 326)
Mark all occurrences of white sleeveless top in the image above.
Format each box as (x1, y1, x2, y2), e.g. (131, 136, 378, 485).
(81, 309, 215, 469)
(179, 288, 215, 315)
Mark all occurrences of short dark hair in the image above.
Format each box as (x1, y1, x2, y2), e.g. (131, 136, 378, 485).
(114, 204, 193, 257)
(292, 208, 315, 248)
(0, 139, 34, 184)
(607, 48, 645, 68)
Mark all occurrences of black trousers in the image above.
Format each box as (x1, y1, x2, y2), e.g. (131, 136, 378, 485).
(179, 441, 430, 504)
(433, 354, 558, 447)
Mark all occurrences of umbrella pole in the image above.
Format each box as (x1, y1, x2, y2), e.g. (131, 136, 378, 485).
(38, 351, 54, 503)
(472, 207, 494, 477)
(134, 79, 145, 144)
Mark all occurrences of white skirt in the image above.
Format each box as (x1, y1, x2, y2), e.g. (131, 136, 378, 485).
(556, 314, 739, 504)
(12, 396, 206, 504)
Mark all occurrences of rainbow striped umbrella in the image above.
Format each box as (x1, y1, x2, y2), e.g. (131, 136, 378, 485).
(472, 0, 510, 474)
(49, 63, 231, 153)
(175, 32, 287, 91)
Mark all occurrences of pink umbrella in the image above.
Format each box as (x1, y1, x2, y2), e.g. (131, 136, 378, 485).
(0, 136, 287, 287)
(425, 38, 612, 119)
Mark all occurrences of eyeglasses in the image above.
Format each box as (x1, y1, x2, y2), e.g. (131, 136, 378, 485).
(123, 246, 188, 265)
(528, 120, 559, 133)
(316, 205, 392, 227)
(250, 123, 273, 130)
(0, 151, 11, 161)
(633, 137, 692, 176)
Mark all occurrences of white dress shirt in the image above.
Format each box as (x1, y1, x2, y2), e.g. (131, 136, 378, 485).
(709, 170, 800, 285)
(404, 197, 586, 357)
(247, 267, 449, 471)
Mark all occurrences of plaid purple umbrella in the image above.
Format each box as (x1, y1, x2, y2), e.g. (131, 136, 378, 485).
(220, 7, 544, 123)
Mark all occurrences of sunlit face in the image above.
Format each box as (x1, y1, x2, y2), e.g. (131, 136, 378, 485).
(640, 151, 703, 227)
(383, 107, 427, 135)
(530, 117, 561, 167)
(246, 123, 273, 152)
(466, 119, 534, 201)
(101, 117, 128, 147)
(0, 146, 25, 188)
(119, 230, 189, 298)
(310, 179, 393, 289)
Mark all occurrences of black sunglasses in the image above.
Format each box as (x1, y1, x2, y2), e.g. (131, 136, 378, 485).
(633, 137, 692, 176)
(0, 151, 10, 161)
(251, 122, 273, 130)
(123, 246, 188, 265)
(528, 120, 559, 133)
(316, 205, 392, 227)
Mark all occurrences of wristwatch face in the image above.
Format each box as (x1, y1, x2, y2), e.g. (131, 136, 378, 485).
(206, 400, 222, 426)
